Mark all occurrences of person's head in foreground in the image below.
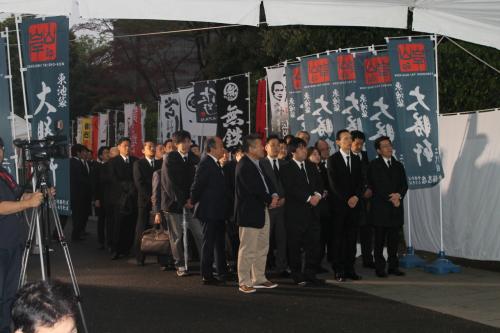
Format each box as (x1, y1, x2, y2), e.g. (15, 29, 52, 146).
(12, 281, 77, 333)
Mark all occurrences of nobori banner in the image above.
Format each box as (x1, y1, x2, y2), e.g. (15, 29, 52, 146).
(387, 36, 444, 189)
(286, 63, 304, 136)
(0, 36, 15, 176)
(20, 16, 70, 214)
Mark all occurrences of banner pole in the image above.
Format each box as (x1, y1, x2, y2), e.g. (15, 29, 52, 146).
(247, 73, 251, 134)
(15, 15, 31, 142)
(264, 79, 269, 137)
(423, 34, 460, 275)
(4, 28, 20, 182)
(157, 99, 161, 144)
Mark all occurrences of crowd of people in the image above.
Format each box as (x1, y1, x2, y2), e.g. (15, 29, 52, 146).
(0, 127, 410, 330)
(67, 128, 408, 294)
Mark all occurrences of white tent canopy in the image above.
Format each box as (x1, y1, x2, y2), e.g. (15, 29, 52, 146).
(1, 0, 500, 49)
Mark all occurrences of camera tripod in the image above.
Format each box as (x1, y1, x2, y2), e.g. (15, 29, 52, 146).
(18, 161, 89, 333)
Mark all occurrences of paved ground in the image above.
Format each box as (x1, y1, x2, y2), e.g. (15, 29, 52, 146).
(25, 220, 500, 333)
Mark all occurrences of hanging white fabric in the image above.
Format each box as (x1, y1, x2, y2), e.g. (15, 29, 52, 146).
(406, 109, 500, 261)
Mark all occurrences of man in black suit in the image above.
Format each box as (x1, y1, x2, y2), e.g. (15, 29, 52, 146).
(368, 136, 408, 278)
(351, 130, 375, 269)
(259, 135, 288, 277)
(133, 141, 162, 265)
(235, 134, 280, 294)
(164, 130, 202, 277)
(314, 139, 333, 270)
(91, 145, 110, 249)
(327, 129, 364, 282)
(190, 137, 229, 285)
(69, 144, 91, 241)
(281, 138, 324, 286)
(108, 137, 138, 260)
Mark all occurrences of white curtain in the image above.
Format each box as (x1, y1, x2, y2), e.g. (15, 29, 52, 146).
(406, 109, 500, 261)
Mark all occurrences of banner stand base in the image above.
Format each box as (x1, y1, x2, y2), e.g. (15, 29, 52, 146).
(424, 251, 461, 275)
(400, 246, 426, 268)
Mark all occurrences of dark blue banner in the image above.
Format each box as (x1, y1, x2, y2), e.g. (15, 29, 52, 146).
(354, 50, 401, 160)
(387, 36, 444, 189)
(326, 52, 363, 140)
(21, 16, 70, 214)
(300, 54, 336, 148)
(0, 36, 16, 177)
(286, 63, 304, 136)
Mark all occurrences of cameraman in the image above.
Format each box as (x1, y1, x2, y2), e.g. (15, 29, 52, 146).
(0, 137, 44, 333)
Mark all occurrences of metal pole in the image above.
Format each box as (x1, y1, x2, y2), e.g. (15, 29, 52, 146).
(264, 78, 269, 137)
(433, 34, 444, 253)
(3, 28, 20, 182)
(157, 99, 161, 143)
(407, 190, 412, 247)
(247, 73, 251, 134)
(15, 15, 31, 142)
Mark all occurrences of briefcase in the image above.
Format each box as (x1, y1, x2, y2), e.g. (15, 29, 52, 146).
(140, 225, 170, 255)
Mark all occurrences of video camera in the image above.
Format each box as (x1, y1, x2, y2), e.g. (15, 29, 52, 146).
(14, 135, 69, 162)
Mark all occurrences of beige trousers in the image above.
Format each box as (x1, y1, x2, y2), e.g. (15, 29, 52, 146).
(237, 209, 270, 287)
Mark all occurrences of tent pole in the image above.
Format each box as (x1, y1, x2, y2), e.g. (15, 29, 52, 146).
(3, 28, 20, 182)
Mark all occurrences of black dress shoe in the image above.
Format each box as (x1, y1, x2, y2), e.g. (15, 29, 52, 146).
(388, 269, 406, 276)
(345, 272, 362, 281)
(110, 253, 120, 260)
(376, 271, 388, 278)
(307, 277, 326, 286)
(335, 272, 346, 282)
(202, 278, 220, 286)
(279, 270, 291, 278)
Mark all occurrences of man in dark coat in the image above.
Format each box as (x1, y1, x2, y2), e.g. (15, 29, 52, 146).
(235, 134, 279, 294)
(133, 141, 162, 265)
(69, 144, 91, 241)
(91, 145, 110, 249)
(281, 137, 325, 286)
(108, 137, 138, 259)
(368, 136, 408, 277)
(190, 136, 229, 285)
(327, 129, 364, 282)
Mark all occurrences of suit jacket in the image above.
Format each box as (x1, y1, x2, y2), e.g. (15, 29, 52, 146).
(368, 156, 408, 227)
(235, 155, 276, 228)
(165, 151, 200, 214)
(259, 157, 286, 198)
(70, 157, 91, 211)
(190, 155, 228, 221)
(327, 151, 363, 212)
(133, 158, 161, 208)
(90, 161, 104, 203)
(280, 160, 323, 228)
(108, 155, 138, 212)
(151, 169, 162, 214)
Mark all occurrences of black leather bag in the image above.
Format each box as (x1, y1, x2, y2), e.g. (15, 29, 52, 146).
(140, 225, 170, 255)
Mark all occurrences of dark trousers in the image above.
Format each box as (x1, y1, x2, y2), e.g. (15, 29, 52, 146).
(200, 219, 227, 280)
(111, 206, 137, 255)
(0, 245, 22, 333)
(267, 208, 287, 272)
(96, 206, 106, 246)
(134, 205, 151, 262)
(105, 205, 115, 248)
(331, 209, 359, 274)
(360, 224, 374, 265)
(286, 217, 321, 282)
(374, 226, 401, 272)
(71, 205, 87, 240)
(319, 215, 334, 264)
(225, 218, 239, 265)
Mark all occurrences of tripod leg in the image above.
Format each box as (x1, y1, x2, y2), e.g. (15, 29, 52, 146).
(48, 194, 89, 333)
(18, 209, 37, 288)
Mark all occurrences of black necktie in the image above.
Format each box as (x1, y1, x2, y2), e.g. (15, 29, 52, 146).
(387, 159, 392, 168)
(125, 158, 129, 164)
(272, 159, 280, 179)
(150, 160, 154, 168)
(300, 162, 309, 184)
(346, 156, 351, 173)
(321, 160, 326, 169)
(183, 156, 188, 163)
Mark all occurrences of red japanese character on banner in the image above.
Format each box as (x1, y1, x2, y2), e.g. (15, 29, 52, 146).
(307, 58, 330, 84)
(292, 66, 302, 90)
(364, 56, 392, 85)
(337, 54, 356, 81)
(28, 22, 57, 62)
(397, 43, 427, 72)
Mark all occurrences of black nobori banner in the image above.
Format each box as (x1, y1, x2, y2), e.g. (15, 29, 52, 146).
(194, 80, 217, 123)
(216, 74, 249, 148)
